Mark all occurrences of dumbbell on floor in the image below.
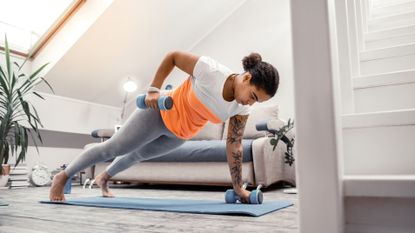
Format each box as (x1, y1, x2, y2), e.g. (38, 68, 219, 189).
(225, 183, 263, 204)
(136, 94, 173, 110)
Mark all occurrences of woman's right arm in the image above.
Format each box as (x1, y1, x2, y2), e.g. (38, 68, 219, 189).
(146, 51, 199, 109)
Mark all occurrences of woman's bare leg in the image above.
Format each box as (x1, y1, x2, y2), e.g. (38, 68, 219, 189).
(49, 171, 68, 201)
(94, 170, 114, 197)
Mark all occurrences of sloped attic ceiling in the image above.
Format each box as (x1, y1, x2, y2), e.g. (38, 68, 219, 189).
(34, 0, 245, 107)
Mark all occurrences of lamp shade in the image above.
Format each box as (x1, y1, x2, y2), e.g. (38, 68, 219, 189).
(123, 80, 137, 92)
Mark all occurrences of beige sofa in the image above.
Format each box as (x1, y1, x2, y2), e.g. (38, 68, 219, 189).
(85, 104, 295, 187)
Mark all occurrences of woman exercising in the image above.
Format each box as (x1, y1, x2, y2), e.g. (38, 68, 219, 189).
(49, 51, 279, 203)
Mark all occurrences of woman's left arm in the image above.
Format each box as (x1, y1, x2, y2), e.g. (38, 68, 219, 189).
(226, 114, 250, 203)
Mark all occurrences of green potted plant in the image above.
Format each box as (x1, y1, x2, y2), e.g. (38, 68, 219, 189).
(0, 35, 53, 181)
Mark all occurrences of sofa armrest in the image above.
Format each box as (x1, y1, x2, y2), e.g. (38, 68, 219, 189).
(91, 128, 115, 140)
(256, 118, 293, 135)
(251, 136, 296, 187)
(256, 118, 295, 149)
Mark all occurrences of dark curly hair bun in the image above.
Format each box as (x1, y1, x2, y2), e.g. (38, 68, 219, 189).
(242, 53, 262, 71)
(241, 52, 279, 97)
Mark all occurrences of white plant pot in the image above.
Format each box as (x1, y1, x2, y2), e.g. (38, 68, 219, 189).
(0, 175, 9, 187)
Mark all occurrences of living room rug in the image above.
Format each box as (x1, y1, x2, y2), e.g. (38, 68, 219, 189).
(41, 196, 293, 217)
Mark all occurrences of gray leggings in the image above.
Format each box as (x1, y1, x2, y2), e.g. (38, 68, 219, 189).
(64, 109, 185, 178)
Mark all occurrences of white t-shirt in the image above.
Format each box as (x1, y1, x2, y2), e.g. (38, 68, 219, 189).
(160, 56, 251, 139)
(192, 56, 250, 121)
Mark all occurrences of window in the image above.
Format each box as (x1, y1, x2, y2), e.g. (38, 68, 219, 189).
(0, 0, 84, 57)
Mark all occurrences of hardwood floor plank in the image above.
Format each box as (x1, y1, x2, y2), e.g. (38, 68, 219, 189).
(0, 185, 298, 233)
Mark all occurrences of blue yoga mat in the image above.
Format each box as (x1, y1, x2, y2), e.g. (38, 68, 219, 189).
(41, 196, 293, 217)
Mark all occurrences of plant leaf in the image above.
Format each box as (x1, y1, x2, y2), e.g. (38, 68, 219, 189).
(0, 66, 10, 94)
(40, 77, 54, 93)
(28, 63, 48, 81)
(4, 36, 12, 84)
(32, 92, 44, 100)
(13, 62, 21, 70)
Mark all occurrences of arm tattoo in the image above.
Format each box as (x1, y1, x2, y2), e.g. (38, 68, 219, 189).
(226, 115, 248, 188)
(227, 115, 248, 144)
(230, 150, 243, 187)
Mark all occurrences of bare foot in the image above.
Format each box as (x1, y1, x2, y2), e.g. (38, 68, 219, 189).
(94, 171, 114, 197)
(49, 171, 68, 201)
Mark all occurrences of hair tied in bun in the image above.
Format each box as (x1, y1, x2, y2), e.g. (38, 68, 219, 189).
(242, 53, 262, 71)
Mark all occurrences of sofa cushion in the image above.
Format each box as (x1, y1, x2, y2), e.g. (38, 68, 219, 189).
(144, 139, 254, 163)
(191, 122, 224, 140)
(223, 103, 279, 140)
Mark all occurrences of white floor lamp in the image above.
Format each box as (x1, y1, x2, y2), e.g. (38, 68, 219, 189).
(120, 78, 137, 124)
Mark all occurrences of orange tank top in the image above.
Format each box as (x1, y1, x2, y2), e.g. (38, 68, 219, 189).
(160, 77, 222, 139)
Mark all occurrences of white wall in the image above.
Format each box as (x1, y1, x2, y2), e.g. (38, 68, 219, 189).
(24, 91, 120, 171)
(12, 147, 84, 175)
(2, 90, 119, 173)
(32, 0, 114, 78)
(1, 54, 120, 171)
(1, 54, 120, 134)
(165, 0, 294, 120)
(28, 92, 120, 134)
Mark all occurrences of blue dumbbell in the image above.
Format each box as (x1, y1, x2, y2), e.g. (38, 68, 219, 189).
(225, 184, 263, 204)
(136, 94, 173, 110)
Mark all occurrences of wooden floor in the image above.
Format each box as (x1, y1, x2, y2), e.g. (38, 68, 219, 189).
(0, 184, 298, 233)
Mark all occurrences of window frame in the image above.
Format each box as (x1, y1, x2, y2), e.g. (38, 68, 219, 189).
(0, 0, 85, 59)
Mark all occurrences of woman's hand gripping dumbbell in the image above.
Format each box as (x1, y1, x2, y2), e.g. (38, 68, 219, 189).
(136, 92, 173, 110)
(225, 183, 264, 204)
